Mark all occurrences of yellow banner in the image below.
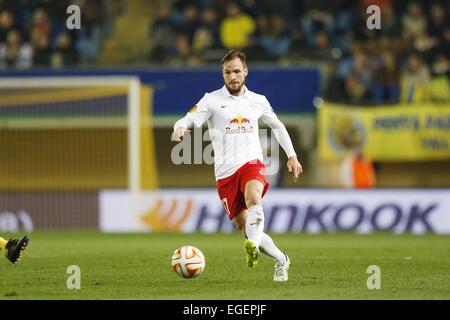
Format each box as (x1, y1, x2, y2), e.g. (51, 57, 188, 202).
(318, 103, 450, 161)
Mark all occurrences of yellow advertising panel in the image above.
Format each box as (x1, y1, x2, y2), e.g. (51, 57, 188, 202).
(318, 103, 450, 161)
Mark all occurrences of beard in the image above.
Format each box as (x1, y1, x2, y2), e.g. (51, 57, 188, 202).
(225, 80, 245, 95)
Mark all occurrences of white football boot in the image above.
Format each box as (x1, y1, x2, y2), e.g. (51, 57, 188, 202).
(274, 253, 290, 282)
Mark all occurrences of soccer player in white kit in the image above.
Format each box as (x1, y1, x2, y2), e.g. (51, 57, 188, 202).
(173, 50, 303, 281)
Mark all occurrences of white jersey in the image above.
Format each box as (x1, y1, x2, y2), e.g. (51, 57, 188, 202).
(174, 85, 296, 180)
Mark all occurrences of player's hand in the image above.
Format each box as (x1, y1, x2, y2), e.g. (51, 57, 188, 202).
(287, 156, 303, 183)
(173, 127, 191, 142)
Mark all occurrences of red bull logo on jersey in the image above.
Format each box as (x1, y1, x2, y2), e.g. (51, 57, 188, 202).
(229, 115, 250, 125)
(226, 115, 254, 134)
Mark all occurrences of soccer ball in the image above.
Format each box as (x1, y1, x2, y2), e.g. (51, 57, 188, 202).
(171, 245, 205, 279)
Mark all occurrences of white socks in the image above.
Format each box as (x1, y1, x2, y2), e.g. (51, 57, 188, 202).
(260, 233, 287, 265)
(246, 204, 265, 248)
(246, 204, 287, 265)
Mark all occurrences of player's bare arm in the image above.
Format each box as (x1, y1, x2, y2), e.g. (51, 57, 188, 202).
(287, 156, 303, 182)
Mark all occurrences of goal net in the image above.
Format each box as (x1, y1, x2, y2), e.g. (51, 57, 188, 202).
(0, 77, 158, 230)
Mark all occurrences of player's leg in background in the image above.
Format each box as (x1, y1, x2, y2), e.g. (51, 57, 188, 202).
(0, 236, 7, 253)
(0, 236, 29, 264)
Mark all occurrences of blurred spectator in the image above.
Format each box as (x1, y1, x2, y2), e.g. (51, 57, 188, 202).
(81, 0, 108, 32)
(30, 8, 51, 42)
(0, 29, 32, 68)
(0, 9, 19, 43)
(372, 49, 400, 104)
(289, 17, 308, 53)
(32, 0, 69, 38)
(172, 33, 191, 62)
(219, 2, 256, 49)
(427, 3, 448, 41)
(434, 27, 450, 59)
(330, 1, 354, 52)
(149, 3, 178, 63)
(340, 48, 375, 104)
(402, 2, 427, 41)
(431, 53, 450, 79)
(400, 53, 431, 104)
(374, 35, 406, 62)
(32, 32, 52, 67)
(51, 32, 79, 68)
(192, 27, 215, 54)
(192, 6, 221, 52)
(379, 3, 401, 38)
(75, 0, 106, 63)
(344, 72, 367, 103)
(301, 0, 335, 46)
(428, 53, 450, 104)
(340, 143, 376, 189)
(179, 4, 201, 45)
(169, 33, 203, 66)
(412, 31, 439, 62)
(258, 14, 291, 60)
(313, 31, 335, 61)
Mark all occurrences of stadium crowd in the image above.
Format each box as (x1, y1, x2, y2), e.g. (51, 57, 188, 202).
(0, 0, 448, 105)
(0, 0, 119, 69)
(149, 0, 449, 104)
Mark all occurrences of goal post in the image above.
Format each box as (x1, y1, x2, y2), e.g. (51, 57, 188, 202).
(0, 76, 157, 229)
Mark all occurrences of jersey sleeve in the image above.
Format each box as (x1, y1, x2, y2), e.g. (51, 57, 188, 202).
(173, 93, 213, 130)
(260, 97, 279, 126)
(183, 93, 212, 128)
(260, 97, 297, 158)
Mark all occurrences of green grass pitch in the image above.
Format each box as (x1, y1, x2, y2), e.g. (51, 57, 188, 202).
(0, 231, 449, 299)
